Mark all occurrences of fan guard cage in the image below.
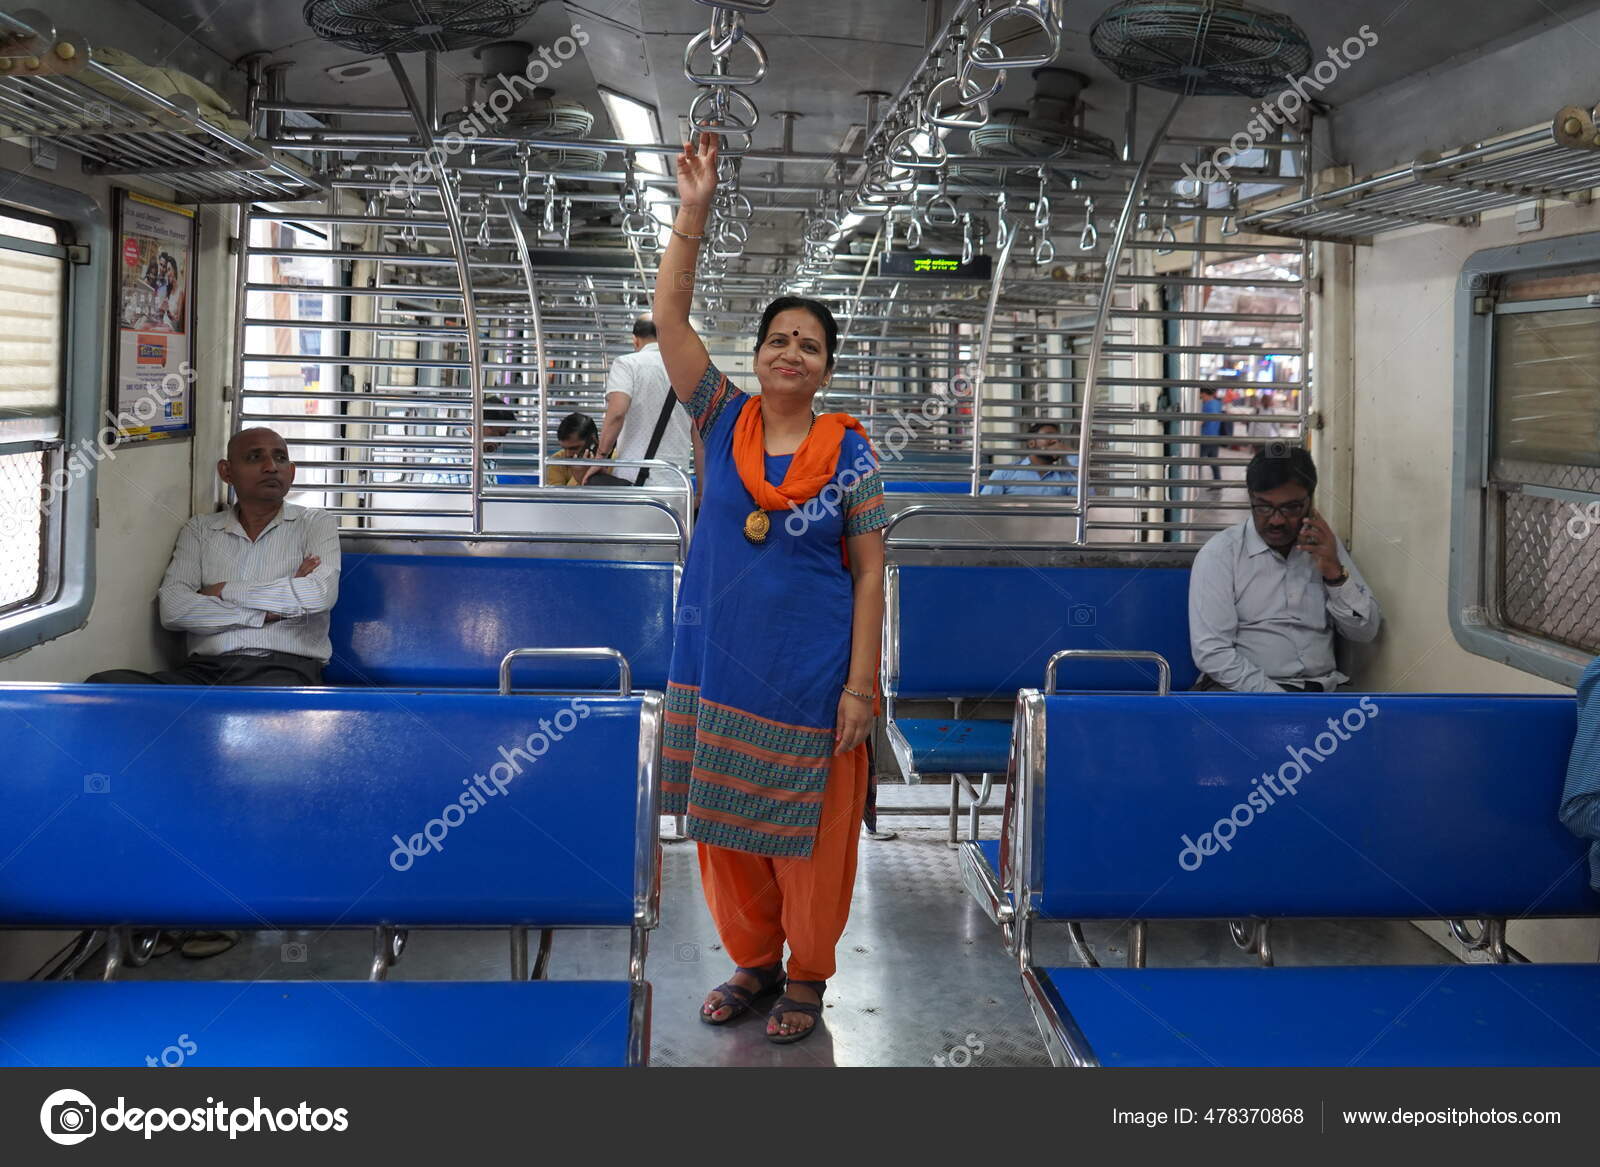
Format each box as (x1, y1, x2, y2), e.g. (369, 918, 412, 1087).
(304, 0, 546, 55)
(1090, 0, 1312, 98)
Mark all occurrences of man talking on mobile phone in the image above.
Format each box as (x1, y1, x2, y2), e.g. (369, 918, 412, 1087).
(1188, 446, 1381, 692)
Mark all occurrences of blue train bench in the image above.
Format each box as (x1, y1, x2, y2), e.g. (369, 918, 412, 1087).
(987, 690, 1600, 1067)
(0, 684, 661, 1067)
(882, 561, 1196, 840)
(327, 550, 677, 690)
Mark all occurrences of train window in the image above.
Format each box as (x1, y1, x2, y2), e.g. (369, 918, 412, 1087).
(1453, 237, 1600, 684)
(0, 174, 106, 657)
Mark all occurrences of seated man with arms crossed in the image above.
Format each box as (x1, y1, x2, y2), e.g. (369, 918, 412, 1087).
(88, 427, 340, 687)
(1188, 446, 1380, 692)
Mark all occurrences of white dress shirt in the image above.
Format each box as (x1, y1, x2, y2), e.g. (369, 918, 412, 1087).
(157, 503, 341, 663)
(1188, 518, 1380, 692)
(607, 343, 693, 480)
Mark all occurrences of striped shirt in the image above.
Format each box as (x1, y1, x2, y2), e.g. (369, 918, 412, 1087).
(1561, 657, 1600, 889)
(157, 503, 341, 663)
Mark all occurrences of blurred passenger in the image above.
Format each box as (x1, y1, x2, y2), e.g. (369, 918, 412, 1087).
(1199, 386, 1224, 482)
(1249, 391, 1281, 442)
(544, 411, 600, 486)
(1561, 657, 1600, 890)
(588, 315, 692, 486)
(981, 421, 1081, 496)
(86, 427, 340, 688)
(1188, 446, 1380, 692)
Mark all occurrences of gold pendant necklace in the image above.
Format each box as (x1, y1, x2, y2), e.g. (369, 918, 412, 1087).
(744, 411, 817, 546)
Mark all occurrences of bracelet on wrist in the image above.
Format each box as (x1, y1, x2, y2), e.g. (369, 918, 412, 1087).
(841, 684, 874, 703)
(671, 225, 705, 241)
(1324, 570, 1349, 587)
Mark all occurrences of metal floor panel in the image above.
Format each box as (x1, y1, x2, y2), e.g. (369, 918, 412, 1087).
(45, 810, 1455, 1068)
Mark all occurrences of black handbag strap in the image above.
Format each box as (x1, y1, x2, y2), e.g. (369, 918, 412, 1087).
(634, 387, 684, 486)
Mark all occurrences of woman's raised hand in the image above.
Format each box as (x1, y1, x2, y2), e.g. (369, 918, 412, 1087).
(676, 131, 720, 209)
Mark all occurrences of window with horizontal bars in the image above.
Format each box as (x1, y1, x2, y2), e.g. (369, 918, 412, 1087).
(0, 209, 67, 619)
(1485, 298, 1600, 660)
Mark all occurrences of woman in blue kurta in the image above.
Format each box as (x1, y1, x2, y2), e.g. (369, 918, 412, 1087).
(654, 132, 888, 1043)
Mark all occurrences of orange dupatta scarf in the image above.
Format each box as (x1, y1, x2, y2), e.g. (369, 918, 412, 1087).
(730, 395, 874, 510)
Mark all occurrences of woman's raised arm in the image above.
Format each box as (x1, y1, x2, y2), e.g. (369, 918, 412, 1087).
(655, 132, 719, 402)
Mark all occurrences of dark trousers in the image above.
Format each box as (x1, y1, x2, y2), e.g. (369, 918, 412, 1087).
(1193, 673, 1335, 693)
(86, 652, 323, 687)
(1200, 444, 1221, 480)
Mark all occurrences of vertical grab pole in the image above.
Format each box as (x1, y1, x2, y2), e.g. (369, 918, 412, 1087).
(388, 52, 486, 532)
(505, 212, 550, 491)
(1071, 93, 1184, 543)
(968, 223, 1021, 494)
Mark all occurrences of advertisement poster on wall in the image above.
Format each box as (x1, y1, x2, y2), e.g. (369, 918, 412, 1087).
(111, 189, 195, 443)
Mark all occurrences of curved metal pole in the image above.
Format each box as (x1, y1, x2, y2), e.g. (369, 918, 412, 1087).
(1071, 94, 1184, 541)
(969, 222, 1021, 494)
(505, 210, 552, 494)
(388, 52, 487, 531)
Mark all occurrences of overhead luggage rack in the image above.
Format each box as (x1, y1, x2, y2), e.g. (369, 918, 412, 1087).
(0, 8, 323, 203)
(1239, 106, 1600, 243)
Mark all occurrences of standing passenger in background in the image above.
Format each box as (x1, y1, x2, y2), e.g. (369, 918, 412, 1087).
(1188, 446, 1380, 692)
(587, 315, 694, 486)
(655, 131, 888, 1045)
(87, 427, 340, 687)
(1199, 386, 1224, 482)
(1561, 657, 1600, 890)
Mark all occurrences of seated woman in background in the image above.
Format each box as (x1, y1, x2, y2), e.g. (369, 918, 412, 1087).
(544, 411, 599, 486)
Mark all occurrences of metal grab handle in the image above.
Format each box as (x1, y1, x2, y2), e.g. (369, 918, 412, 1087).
(924, 75, 990, 130)
(961, 212, 975, 265)
(1448, 919, 1493, 951)
(1043, 650, 1172, 695)
(965, 1, 1060, 70)
(693, 0, 776, 12)
(684, 26, 769, 86)
(925, 186, 960, 227)
(1079, 196, 1098, 250)
(1033, 231, 1054, 267)
(888, 124, 949, 170)
(1155, 218, 1177, 255)
(689, 85, 759, 142)
(499, 648, 633, 696)
(954, 51, 1006, 105)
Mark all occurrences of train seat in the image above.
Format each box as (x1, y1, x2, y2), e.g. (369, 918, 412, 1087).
(0, 685, 660, 1068)
(326, 552, 677, 690)
(1002, 691, 1599, 1067)
(883, 562, 1196, 783)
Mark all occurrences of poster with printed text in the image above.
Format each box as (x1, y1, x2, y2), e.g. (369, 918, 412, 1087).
(111, 190, 195, 442)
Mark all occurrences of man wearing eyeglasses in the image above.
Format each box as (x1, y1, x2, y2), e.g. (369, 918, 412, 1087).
(1188, 447, 1380, 692)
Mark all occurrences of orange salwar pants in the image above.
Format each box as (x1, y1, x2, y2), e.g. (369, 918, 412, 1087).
(696, 742, 870, 983)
